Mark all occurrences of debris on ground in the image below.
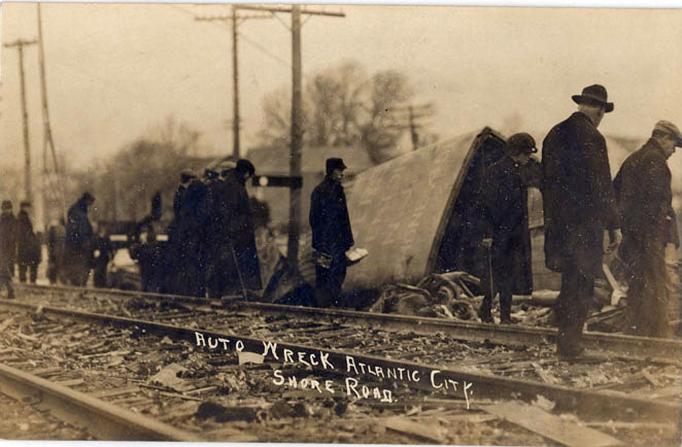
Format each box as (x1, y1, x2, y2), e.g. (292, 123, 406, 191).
(369, 272, 479, 320)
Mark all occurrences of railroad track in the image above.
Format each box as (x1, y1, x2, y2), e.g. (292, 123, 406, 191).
(0, 286, 680, 444)
(15, 282, 682, 361)
(0, 304, 553, 444)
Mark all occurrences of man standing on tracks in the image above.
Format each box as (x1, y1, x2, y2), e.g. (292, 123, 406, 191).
(171, 170, 209, 297)
(65, 192, 96, 286)
(478, 133, 538, 325)
(0, 201, 16, 298)
(211, 159, 261, 298)
(613, 121, 681, 338)
(542, 84, 622, 360)
(310, 158, 355, 307)
(16, 201, 41, 284)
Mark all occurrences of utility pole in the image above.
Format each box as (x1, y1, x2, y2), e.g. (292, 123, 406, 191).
(288, 5, 303, 267)
(195, 8, 271, 160)
(231, 5, 240, 159)
(230, 5, 344, 268)
(37, 3, 66, 228)
(4, 39, 37, 205)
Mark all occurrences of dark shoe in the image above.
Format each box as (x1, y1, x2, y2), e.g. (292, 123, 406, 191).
(478, 307, 494, 323)
(500, 316, 519, 325)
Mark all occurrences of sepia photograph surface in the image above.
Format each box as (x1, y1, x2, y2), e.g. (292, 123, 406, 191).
(0, 2, 680, 446)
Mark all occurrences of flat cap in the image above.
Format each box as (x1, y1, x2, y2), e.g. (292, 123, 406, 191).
(325, 157, 347, 175)
(236, 159, 255, 176)
(507, 132, 537, 156)
(654, 120, 682, 147)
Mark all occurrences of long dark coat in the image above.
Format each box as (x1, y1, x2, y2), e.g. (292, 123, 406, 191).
(16, 210, 40, 265)
(480, 156, 533, 295)
(614, 138, 679, 252)
(167, 178, 208, 296)
(65, 199, 94, 262)
(613, 138, 677, 337)
(541, 112, 620, 275)
(0, 213, 17, 276)
(309, 176, 354, 257)
(207, 170, 262, 290)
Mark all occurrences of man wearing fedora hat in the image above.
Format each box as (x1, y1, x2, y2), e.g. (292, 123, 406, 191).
(614, 121, 682, 338)
(310, 157, 355, 307)
(0, 200, 16, 298)
(542, 84, 622, 360)
(478, 133, 539, 324)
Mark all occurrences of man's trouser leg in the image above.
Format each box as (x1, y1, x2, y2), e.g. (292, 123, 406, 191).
(29, 264, 37, 283)
(499, 286, 514, 323)
(315, 257, 347, 308)
(556, 261, 594, 357)
(638, 245, 670, 338)
(18, 264, 27, 283)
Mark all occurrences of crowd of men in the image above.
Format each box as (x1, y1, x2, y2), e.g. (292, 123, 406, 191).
(165, 159, 262, 298)
(0, 83, 678, 360)
(0, 200, 43, 298)
(479, 84, 680, 360)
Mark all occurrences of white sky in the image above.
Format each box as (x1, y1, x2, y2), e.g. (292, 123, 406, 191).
(1, 2, 682, 169)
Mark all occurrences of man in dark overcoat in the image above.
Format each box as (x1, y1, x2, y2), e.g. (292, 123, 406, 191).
(478, 133, 538, 324)
(47, 218, 66, 284)
(65, 192, 96, 286)
(130, 225, 165, 293)
(0, 201, 16, 298)
(310, 158, 355, 307)
(172, 172, 209, 297)
(210, 160, 261, 298)
(16, 201, 41, 283)
(541, 84, 622, 360)
(614, 120, 681, 338)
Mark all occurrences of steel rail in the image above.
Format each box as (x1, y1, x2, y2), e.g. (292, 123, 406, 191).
(0, 298, 679, 426)
(0, 362, 200, 441)
(16, 283, 682, 361)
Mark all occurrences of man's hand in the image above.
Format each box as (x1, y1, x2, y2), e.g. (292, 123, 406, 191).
(606, 228, 622, 254)
(481, 238, 493, 249)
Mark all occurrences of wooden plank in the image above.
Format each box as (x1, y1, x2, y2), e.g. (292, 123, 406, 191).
(55, 378, 86, 387)
(91, 385, 140, 399)
(586, 421, 675, 431)
(383, 416, 444, 443)
(483, 402, 624, 447)
(0, 317, 16, 332)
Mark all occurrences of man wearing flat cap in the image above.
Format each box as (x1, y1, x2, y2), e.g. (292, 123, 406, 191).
(541, 84, 622, 360)
(614, 121, 682, 338)
(310, 158, 355, 307)
(0, 200, 16, 298)
(478, 133, 538, 324)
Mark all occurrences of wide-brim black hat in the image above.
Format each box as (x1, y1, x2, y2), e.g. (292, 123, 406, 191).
(572, 84, 614, 113)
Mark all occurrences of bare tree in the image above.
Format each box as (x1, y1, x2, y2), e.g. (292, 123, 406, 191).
(258, 62, 425, 165)
(360, 70, 414, 164)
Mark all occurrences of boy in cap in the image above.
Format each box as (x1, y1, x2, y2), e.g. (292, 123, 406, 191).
(478, 133, 538, 324)
(614, 120, 682, 337)
(0, 201, 16, 298)
(310, 158, 354, 307)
